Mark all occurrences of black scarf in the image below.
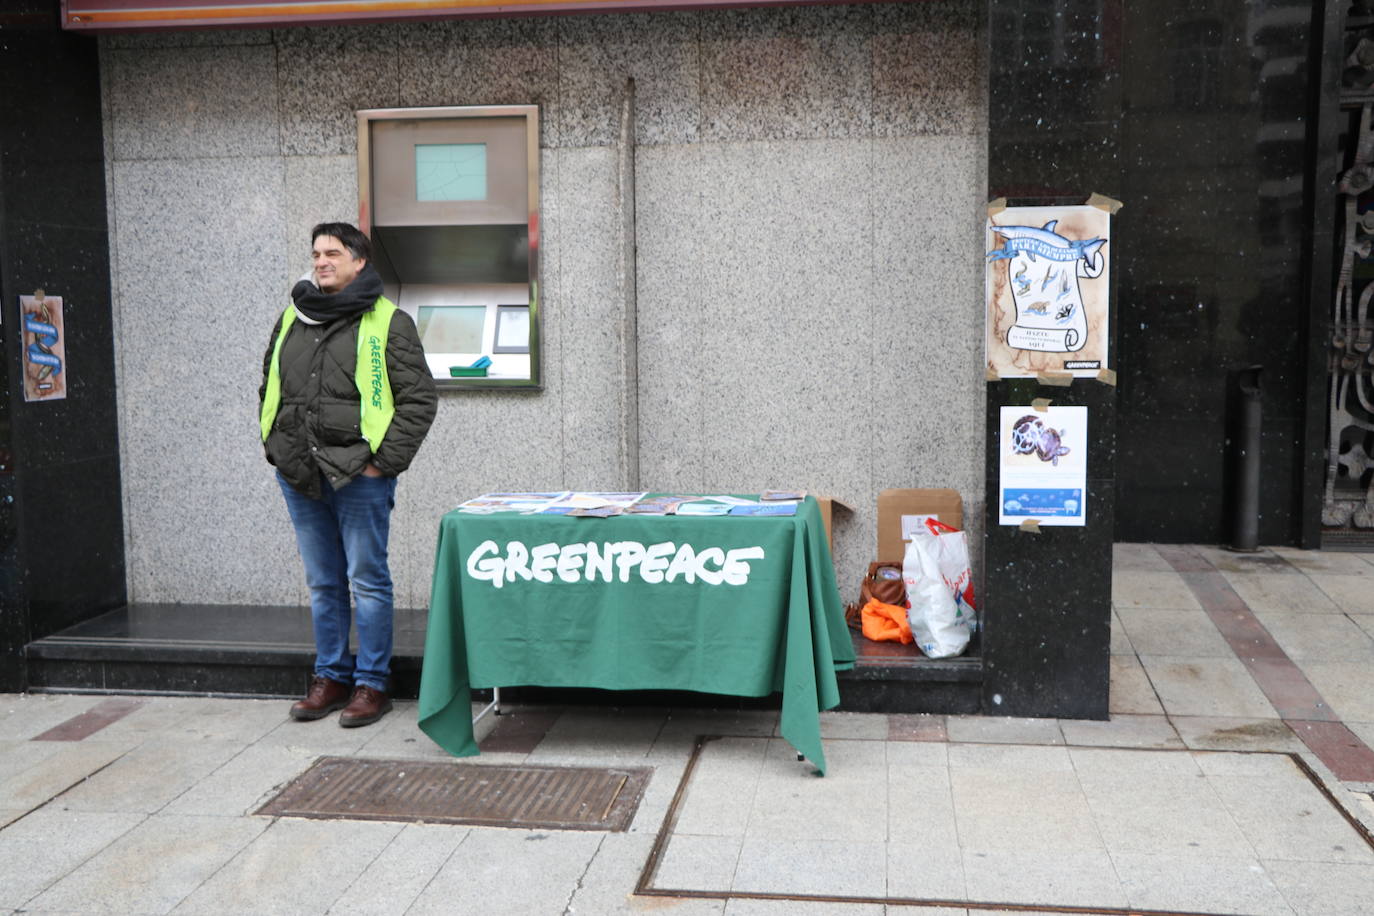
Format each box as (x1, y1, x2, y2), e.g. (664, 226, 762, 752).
(291, 262, 385, 323)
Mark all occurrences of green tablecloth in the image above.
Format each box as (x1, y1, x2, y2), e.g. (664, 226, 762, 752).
(417, 495, 855, 774)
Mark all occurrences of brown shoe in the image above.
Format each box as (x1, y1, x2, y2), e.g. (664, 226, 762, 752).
(290, 675, 352, 721)
(339, 685, 392, 728)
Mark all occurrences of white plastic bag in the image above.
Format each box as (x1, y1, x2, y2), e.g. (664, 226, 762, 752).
(902, 520, 976, 658)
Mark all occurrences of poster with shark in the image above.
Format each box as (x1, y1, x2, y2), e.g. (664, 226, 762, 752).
(985, 205, 1111, 378)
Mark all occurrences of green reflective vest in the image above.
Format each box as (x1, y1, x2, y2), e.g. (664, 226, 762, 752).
(259, 298, 397, 453)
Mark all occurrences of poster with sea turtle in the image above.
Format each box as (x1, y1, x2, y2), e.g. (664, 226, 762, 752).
(985, 204, 1111, 378)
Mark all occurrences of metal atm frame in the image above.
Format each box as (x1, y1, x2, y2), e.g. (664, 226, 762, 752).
(357, 104, 541, 389)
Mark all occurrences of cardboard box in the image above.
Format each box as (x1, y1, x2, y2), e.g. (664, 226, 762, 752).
(877, 488, 963, 562)
(815, 496, 852, 553)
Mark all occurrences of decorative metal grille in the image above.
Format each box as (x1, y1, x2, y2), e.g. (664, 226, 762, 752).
(1324, 13, 1374, 543)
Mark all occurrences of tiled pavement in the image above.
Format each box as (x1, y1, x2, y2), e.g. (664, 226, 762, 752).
(3, 544, 1374, 914)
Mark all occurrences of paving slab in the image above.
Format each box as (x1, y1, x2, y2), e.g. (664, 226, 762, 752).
(172, 816, 403, 915)
(1309, 574, 1374, 613)
(725, 900, 884, 916)
(886, 740, 950, 769)
(731, 836, 888, 898)
(253, 713, 377, 753)
(1193, 545, 1298, 574)
(0, 737, 61, 778)
(25, 814, 268, 914)
(1138, 655, 1278, 718)
(1112, 542, 1173, 571)
(1264, 858, 1374, 916)
(811, 710, 890, 740)
(944, 716, 1062, 745)
(950, 776, 1100, 853)
(94, 696, 285, 744)
(1058, 714, 1183, 749)
(947, 743, 1073, 774)
(0, 738, 130, 812)
(1296, 661, 1374, 723)
(1350, 613, 1374, 642)
(572, 832, 726, 915)
(354, 700, 465, 760)
(961, 847, 1127, 910)
(0, 808, 144, 909)
(1221, 570, 1343, 615)
(327, 822, 470, 916)
(626, 758, 688, 836)
(1111, 569, 1201, 609)
(1171, 716, 1305, 752)
(526, 708, 668, 764)
(672, 770, 761, 838)
(887, 767, 958, 848)
(404, 826, 604, 916)
(160, 744, 316, 816)
(1113, 852, 1292, 915)
(885, 841, 966, 901)
(1109, 609, 1133, 655)
(1270, 546, 1374, 576)
(1107, 655, 1164, 715)
(57, 737, 243, 814)
(757, 731, 884, 782)
(1248, 608, 1374, 663)
(0, 693, 110, 741)
(1209, 774, 1374, 864)
(1116, 606, 1234, 657)
(655, 832, 742, 891)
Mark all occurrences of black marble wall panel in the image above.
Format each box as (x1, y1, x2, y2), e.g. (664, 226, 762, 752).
(0, 3, 126, 690)
(990, 1, 1326, 546)
(981, 380, 1116, 719)
(985, 0, 1121, 718)
(1112, 0, 1325, 544)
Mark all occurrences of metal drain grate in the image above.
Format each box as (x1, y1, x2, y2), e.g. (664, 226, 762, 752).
(257, 757, 651, 831)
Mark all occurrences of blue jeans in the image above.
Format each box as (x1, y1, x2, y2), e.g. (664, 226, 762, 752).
(278, 471, 398, 691)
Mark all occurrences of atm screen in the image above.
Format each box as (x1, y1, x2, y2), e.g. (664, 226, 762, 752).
(417, 305, 486, 352)
(414, 143, 487, 202)
(493, 305, 530, 353)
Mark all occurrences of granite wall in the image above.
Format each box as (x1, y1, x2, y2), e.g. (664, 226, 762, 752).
(100, 2, 988, 609)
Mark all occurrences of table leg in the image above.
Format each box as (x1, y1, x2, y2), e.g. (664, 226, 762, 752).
(474, 686, 502, 725)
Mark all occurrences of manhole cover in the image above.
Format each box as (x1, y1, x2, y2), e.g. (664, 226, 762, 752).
(258, 758, 651, 831)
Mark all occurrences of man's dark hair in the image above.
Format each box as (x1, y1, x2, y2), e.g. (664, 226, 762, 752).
(311, 222, 371, 262)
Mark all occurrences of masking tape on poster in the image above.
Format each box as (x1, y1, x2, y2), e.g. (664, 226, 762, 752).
(1086, 192, 1123, 214)
(1037, 371, 1074, 387)
(987, 197, 1008, 217)
(1019, 519, 1042, 533)
(1032, 398, 1052, 412)
(1097, 368, 1118, 386)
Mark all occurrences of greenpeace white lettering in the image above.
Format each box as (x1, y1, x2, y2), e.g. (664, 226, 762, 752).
(466, 540, 766, 588)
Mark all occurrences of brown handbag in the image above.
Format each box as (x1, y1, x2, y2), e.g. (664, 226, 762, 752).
(845, 561, 906, 629)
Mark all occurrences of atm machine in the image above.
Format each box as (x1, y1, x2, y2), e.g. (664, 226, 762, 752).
(357, 105, 540, 388)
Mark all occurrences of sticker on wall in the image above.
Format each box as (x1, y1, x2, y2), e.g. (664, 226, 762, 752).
(20, 290, 67, 403)
(998, 405, 1088, 527)
(986, 205, 1111, 378)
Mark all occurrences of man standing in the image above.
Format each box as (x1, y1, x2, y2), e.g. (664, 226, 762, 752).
(260, 222, 437, 727)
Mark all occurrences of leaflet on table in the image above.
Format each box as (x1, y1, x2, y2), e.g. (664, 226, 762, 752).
(997, 405, 1088, 527)
(457, 491, 646, 514)
(556, 492, 646, 508)
(760, 489, 806, 502)
(457, 491, 571, 512)
(623, 495, 687, 515)
(728, 503, 797, 517)
(675, 503, 732, 516)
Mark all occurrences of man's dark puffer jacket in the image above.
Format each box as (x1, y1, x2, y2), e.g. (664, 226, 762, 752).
(260, 306, 437, 500)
